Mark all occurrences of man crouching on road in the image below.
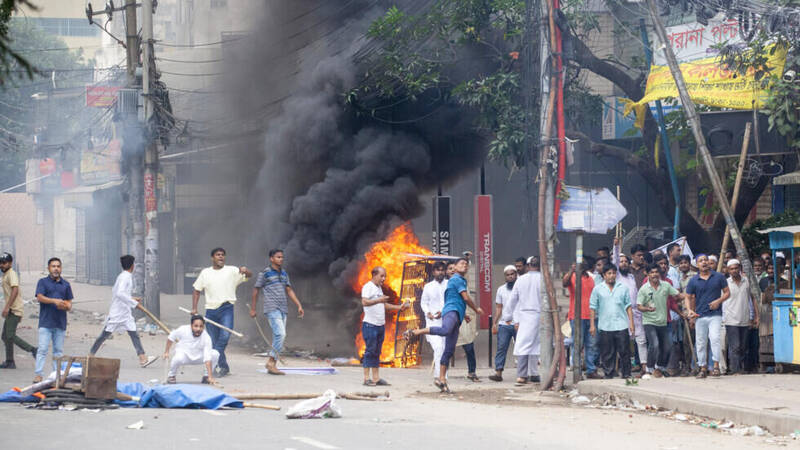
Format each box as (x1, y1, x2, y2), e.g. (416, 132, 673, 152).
(164, 315, 219, 385)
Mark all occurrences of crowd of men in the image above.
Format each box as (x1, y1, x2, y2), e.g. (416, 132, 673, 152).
(0, 238, 794, 389)
(0, 247, 303, 385)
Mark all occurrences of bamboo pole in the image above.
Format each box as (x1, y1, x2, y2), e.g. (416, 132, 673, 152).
(178, 306, 244, 337)
(137, 303, 171, 333)
(232, 391, 390, 401)
(242, 402, 281, 411)
(717, 122, 752, 272)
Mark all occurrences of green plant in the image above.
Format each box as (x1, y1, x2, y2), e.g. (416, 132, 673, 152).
(741, 210, 800, 258)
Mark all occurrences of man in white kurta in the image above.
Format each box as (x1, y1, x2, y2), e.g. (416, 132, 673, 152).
(89, 255, 155, 367)
(507, 257, 542, 384)
(420, 261, 448, 379)
(164, 316, 219, 384)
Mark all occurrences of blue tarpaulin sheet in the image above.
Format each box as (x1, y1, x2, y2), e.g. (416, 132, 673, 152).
(1, 382, 242, 410)
(138, 384, 243, 409)
(0, 390, 37, 403)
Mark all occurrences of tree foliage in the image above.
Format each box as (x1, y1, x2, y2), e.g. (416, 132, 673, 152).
(742, 209, 800, 258)
(349, 0, 601, 167)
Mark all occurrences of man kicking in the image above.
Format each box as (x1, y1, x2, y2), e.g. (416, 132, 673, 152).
(404, 257, 483, 393)
(89, 255, 156, 367)
(163, 315, 219, 385)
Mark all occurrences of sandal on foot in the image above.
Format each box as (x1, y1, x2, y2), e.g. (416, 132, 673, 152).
(710, 368, 721, 377)
(514, 377, 528, 386)
(375, 378, 391, 386)
(466, 373, 481, 382)
(433, 379, 446, 392)
(363, 379, 376, 386)
(441, 383, 452, 394)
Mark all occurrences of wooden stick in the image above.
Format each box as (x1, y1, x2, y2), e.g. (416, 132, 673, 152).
(242, 402, 281, 411)
(234, 393, 318, 400)
(178, 306, 244, 338)
(138, 304, 171, 333)
(232, 391, 390, 401)
(616, 185, 622, 239)
(717, 122, 751, 272)
(252, 317, 287, 365)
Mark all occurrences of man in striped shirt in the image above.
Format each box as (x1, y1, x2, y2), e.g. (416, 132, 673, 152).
(250, 249, 304, 375)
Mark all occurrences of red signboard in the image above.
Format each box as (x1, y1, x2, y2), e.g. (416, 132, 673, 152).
(474, 195, 493, 329)
(86, 86, 120, 107)
(144, 172, 157, 213)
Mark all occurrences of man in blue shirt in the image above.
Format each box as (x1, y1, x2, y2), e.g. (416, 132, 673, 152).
(589, 263, 634, 379)
(405, 257, 483, 393)
(33, 257, 73, 383)
(686, 254, 730, 378)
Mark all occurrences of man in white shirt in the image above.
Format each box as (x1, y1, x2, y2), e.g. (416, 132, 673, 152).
(361, 266, 409, 386)
(89, 255, 156, 367)
(420, 261, 447, 381)
(191, 247, 251, 377)
(489, 265, 518, 382)
(723, 259, 759, 375)
(163, 315, 219, 385)
(507, 257, 543, 385)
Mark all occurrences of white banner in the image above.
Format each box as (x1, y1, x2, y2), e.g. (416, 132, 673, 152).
(654, 13, 742, 65)
(650, 236, 694, 262)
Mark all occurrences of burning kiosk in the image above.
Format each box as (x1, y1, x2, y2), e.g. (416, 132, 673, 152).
(353, 223, 457, 367)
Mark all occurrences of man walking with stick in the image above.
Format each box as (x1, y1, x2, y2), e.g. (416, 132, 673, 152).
(192, 248, 251, 377)
(250, 249, 304, 375)
(89, 255, 157, 367)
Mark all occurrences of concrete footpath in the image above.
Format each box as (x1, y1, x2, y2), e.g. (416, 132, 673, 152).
(578, 374, 800, 435)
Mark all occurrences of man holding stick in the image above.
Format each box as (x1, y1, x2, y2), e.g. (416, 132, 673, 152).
(89, 255, 156, 367)
(192, 248, 251, 377)
(250, 249, 304, 375)
(163, 315, 218, 385)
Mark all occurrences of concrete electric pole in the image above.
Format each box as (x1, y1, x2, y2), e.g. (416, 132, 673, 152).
(142, 0, 160, 317)
(124, 0, 146, 301)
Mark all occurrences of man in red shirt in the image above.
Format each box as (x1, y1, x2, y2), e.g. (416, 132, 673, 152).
(563, 260, 599, 379)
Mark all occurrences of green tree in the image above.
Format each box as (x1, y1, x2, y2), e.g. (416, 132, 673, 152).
(351, 1, 790, 252)
(0, 17, 91, 188)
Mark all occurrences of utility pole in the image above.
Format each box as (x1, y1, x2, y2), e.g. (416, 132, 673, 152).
(644, 0, 761, 301)
(124, 0, 145, 300)
(142, 0, 160, 317)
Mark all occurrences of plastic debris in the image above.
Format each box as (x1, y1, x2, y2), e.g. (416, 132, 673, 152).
(286, 390, 342, 419)
(571, 396, 591, 405)
(126, 420, 144, 430)
(674, 414, 688, 421)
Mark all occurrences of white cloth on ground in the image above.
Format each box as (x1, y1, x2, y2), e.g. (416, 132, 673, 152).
(508, 271, 542, 356)
(169, 348, 220, 377)
(168, 325, 214, 362)
(104, 271, 138, 333)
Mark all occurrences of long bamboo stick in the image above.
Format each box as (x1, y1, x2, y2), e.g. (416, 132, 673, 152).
(232, 391, 390, 401)
(178, 306, 244, 337)
(137, 304, 171, 333)
(717, 122, 752, 272)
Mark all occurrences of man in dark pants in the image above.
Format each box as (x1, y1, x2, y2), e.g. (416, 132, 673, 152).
(192, 248, 252, 377)
(638, 264, 682, 378)
(407, 258, 484, 393)
(1, 252, 36, 369)
(723, 259, 758, 374)
(589, 263, 634, 379)
(489, 265, 518, 382)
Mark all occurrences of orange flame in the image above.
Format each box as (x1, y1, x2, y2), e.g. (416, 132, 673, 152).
(354, 223, 431, 367)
